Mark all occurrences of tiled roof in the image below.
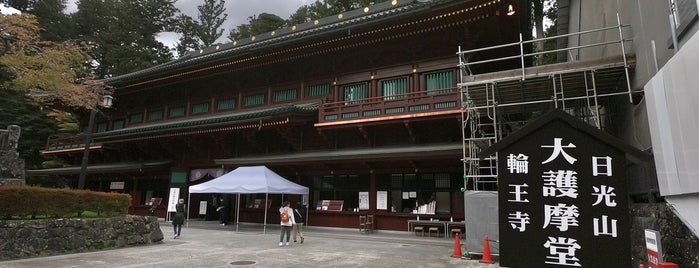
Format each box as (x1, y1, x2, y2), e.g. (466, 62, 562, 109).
(215, 142, 463, 166)
(26, 161, 172, 176)
(92, 101, 319, 142)
(104, 0, 453, 85)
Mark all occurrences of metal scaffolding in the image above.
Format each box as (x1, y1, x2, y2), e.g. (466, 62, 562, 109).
(458, 14, 634, 190)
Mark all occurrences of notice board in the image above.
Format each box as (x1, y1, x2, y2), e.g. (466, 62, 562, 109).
(316, 200, 344, 211)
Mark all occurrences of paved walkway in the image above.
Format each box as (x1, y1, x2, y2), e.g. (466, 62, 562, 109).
(0, 219, 500, 267)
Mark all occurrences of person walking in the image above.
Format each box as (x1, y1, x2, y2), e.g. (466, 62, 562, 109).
(172, 198, 185, 239)
(279, 201, 295, 247)
(293, 203, 306, 243)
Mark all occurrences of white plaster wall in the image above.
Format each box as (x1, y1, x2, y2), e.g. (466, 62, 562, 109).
(642, 1, 699, 236)
(645, 31, 699, 196)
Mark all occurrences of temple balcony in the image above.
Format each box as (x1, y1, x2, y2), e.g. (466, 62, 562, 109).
(315, 88, 460, 128)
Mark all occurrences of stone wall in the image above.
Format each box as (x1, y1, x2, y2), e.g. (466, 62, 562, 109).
(0, 215, 163, 261)
(630, 202, 699, 267)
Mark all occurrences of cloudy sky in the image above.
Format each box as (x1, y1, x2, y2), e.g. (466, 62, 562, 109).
(64, 0, 311, 50)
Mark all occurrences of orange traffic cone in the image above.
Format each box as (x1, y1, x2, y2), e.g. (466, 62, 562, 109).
(480, 235, 494, 264)
(451, 233, 463, 258)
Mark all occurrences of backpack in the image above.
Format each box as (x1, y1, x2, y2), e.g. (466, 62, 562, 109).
(281, 208, 290, 223)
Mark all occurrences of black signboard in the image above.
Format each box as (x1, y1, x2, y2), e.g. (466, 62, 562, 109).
(480, 110, 642, 268)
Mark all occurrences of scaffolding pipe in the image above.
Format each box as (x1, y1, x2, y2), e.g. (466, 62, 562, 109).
(617, 13, 633, 103)
(464, 91, 632, 111)
(519, 33, 525, 79)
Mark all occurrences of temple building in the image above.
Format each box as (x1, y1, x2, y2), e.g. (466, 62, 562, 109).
(27, 0, 527, 230)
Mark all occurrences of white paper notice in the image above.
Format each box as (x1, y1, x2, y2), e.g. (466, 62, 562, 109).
(376, 191, 388, 210)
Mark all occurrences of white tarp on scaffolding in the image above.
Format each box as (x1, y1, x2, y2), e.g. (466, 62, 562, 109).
(464, 191, 499, 255)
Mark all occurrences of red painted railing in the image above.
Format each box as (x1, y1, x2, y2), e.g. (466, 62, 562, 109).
(317, 88, 460, 125)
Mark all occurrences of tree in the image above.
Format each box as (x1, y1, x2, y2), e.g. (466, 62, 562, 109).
(196, 0, 227, 46)
(175, 15, 201, 56)
(287, 5, 312, 25)
(228, 13, 286, 41)
(288, 0, 388, 24)
(0, 89, 61, 169)
(0, 13, 107, 108)
(531, 0, 558, 65)
(175, 0, 228, 56)
(72, 0, 178, 77)
(3, 0, 73, 42)
(532, 0, 557, 64)
(0, 14, 87, 181)
(30, 0, 73, 42)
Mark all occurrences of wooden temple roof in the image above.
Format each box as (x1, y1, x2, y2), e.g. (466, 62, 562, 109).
(105, 0, 518, 90)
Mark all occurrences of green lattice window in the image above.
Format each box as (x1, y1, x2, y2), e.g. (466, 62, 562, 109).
(244, 94, 265, 106)
(191, 102, 210, 114)
(425, 70, 455, 95)
(130, 113, 143, 123)
(96, 122, 108, 132)
(381, 76, 408, 100)
(306, 83, 331, 97)
(169, 106, 185, 117)
(343, 82, 368, 104)
(148, 109, 163, 121)
(274, 88, 297, 102)
(112, 120, 125, 130)
(217, 98, 236, 110)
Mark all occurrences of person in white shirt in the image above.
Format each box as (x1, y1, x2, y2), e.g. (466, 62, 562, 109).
(278, 201, 296, 246)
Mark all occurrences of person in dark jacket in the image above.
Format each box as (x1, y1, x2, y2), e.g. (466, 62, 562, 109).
(173, 198, 185, 239)
(293, 203, 306, 243)
(216, 196, 227, 226)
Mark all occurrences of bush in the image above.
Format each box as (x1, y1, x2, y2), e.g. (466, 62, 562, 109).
(0, 185, 131, 219)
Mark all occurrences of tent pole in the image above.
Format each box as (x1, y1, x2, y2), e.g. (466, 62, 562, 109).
(236, 193, 240, 232)
(186, 193, 191, 228)
(264, 192, 268, 234)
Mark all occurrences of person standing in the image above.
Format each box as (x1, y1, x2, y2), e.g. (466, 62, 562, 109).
(279, 201, 295, 247)
(293, 203, 306, 243)
(216, 196, 227, 226)
(173, 198, 185, 239)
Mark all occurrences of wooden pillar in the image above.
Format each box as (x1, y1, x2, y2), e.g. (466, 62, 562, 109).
(369, 172, 376, 213)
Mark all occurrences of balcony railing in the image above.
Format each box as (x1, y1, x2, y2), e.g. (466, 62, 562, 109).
(43, 88, 460, 151)
(317, 88, 460, 126)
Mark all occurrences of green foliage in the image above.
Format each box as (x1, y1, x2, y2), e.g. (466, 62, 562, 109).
(229, 0, 391, 41)
(0, 88, 59, 169)
(537, 1, 558, 65)
(0, 186, 132, 219)
(72, 0, 177, 77)
(30, 0, 74, 42)
(287, 0, 389, 24)
(196, 0, 227, 46)
(175, 0, 228, 56)
(228, 13, 286, 41)
(175, 15, 201, 56)
(0, 14, 108, 110)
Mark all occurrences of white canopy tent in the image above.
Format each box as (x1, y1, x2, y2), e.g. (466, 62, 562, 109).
(187, 166, 309, 233)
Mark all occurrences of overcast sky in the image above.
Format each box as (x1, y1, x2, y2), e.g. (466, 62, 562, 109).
(64, 0, 310, 51)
